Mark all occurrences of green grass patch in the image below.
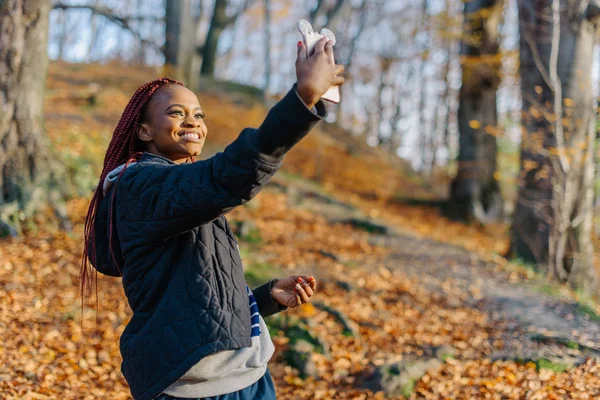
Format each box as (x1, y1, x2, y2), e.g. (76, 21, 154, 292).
(401, 379, 416, 398)
(267, 315, 325, 354)
(576, 303, 600, 322)
(438, 352, 455, 361)
(277, 170, 306, 183)
(534, 358, 569, 373)
(537, 283, 562, 297)
(239, 227, 262, 245)
(243, 262, 281, 288)
(511, 257, 538, 271)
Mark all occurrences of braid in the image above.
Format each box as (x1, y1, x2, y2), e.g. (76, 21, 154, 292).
(80, 78, 183, 305)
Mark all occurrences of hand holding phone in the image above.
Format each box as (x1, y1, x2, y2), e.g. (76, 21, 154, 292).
(297, 19, 341, 104)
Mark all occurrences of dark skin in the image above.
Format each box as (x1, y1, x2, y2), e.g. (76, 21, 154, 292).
(136, 37, 343, 307)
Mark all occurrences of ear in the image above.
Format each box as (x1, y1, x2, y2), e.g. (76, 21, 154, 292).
(137, 123, 152, 143)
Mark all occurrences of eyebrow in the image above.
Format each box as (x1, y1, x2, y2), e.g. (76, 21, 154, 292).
(166, 104, 203, 112)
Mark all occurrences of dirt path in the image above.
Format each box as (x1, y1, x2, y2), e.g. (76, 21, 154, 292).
(377, 231, 600, 364)
(283, 178, 600, 366)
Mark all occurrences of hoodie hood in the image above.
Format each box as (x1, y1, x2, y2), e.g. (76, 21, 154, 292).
(103, 162, 136, 196)
(89, 163, 135, 277)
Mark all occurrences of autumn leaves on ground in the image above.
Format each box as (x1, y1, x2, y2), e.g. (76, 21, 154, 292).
(1, 63, 599, 399)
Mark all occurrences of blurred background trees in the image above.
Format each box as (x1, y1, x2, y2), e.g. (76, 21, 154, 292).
(1, 0, 598, 294)
(0, 0, 67, 236)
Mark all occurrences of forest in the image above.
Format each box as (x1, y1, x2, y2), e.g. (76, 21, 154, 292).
(1, 0, 599, 398)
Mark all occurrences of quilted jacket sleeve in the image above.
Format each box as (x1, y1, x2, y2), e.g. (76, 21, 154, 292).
(119, 86, 326, 243)
(252, 279, 287, 318)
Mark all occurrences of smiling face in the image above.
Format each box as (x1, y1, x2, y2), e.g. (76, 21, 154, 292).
(137, 85, 207, 164)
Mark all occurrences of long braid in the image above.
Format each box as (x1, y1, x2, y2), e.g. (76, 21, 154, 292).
(80, 78, 183, 306)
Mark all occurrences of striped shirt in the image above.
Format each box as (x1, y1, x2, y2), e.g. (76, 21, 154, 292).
(247, 285, 261, 337)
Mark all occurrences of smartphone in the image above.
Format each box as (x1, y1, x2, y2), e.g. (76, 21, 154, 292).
(299, 22, 341, 104)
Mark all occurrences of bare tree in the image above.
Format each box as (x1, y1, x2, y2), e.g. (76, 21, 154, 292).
(376, 56, 392, 146)
(165, 0, 194, 83)
(53, 2, 163, 54)
(0, 0, 65, 235)
(446, 0, 504, 223)
(309, 0, 346, 30)
(200, 0, 254, 77)
(335, 0, 370, 122)
(512, 0, 598, 294)
(263, 0, 271, 99)
(416, 0, 430, 171)
(57, 7, 67, 60)
(88, 0, 102, 60)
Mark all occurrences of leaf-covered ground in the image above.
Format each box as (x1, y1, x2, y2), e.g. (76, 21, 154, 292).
(0, 63, 599, 399)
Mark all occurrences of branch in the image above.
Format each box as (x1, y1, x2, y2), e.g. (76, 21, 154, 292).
(310, 0, 325, 24)
(53, 3, 163, 23)
(549, 0, 569, 173)
(522, 30, 553, 91)
(323, 0, 346, 29)
(53, 3, 163, 51)
(224, 0, 255, 26)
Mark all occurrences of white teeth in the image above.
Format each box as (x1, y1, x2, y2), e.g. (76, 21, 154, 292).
(181, 133, 197, 139)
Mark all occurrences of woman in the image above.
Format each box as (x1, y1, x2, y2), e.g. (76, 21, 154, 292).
(82, 37, 344, 400)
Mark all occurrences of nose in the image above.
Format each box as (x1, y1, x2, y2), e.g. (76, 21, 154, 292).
(181, 116, 199, 128)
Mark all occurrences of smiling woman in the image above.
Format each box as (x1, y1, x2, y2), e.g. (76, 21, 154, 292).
(81, 37, 344, 400)
(137, 85, 208, 163)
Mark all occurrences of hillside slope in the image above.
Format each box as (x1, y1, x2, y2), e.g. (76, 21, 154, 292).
(44, 61, 511, 257)
(0, 62, 598, 399)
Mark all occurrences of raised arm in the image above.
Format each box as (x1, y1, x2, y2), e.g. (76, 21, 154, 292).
(117, 37, 344, 243)
(117, 86, 325, 243)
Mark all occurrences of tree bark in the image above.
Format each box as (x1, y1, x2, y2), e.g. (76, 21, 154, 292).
(446, 0, 503, 223)
(512, 0, 597, 294)
(263, 0, 271, 100)
(165, 0, 193, 83)
(335, 0, 368, 123)
(200, 0, 252, 77)
(309, 0, 346, 30)
(0, 0, 64, 235)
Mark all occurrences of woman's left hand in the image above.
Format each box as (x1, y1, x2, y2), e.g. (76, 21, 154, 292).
(271, 276, 317, 308)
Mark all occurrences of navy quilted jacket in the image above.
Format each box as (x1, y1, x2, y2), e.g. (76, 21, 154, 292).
(91, 86, 326, 400)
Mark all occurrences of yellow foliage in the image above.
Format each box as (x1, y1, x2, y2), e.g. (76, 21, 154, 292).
(523, 159, 539, 171)
(469, 120, 481, 129)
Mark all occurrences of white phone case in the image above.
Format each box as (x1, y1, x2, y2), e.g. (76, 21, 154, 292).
(298, 20, 340, 104)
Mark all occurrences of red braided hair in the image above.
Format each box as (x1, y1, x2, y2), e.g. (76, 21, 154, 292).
(81, 78, 183, 305)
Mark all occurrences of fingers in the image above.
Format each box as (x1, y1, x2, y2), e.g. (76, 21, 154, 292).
(296, 41, 305, 59)
(334, 64, 345, 75)
(293, 276, 316, 304)
(297, 275, 317, 291)
(294, 292, 302, 307)
(295, 282, 311, 303)
(332, 75, 345, 86)
(313, 37, 328, 56)
(324, 40, 334, 59)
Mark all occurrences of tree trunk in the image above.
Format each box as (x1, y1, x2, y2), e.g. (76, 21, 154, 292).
(57, 8, 67, 60)
(165, 0, 193, 83)
(0, 0, 64, 235)
(446, 0, 503, 223)
(309, 0, 346, 30)
(512, 0, 597, 294)
(200, 0, 228, 77)
(335, 0, 368, 123)
(263, 0, 271, 100)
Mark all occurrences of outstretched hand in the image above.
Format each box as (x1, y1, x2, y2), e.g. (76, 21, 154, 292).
(295, 37, 345, 109)
(271, 276, 317, 308)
